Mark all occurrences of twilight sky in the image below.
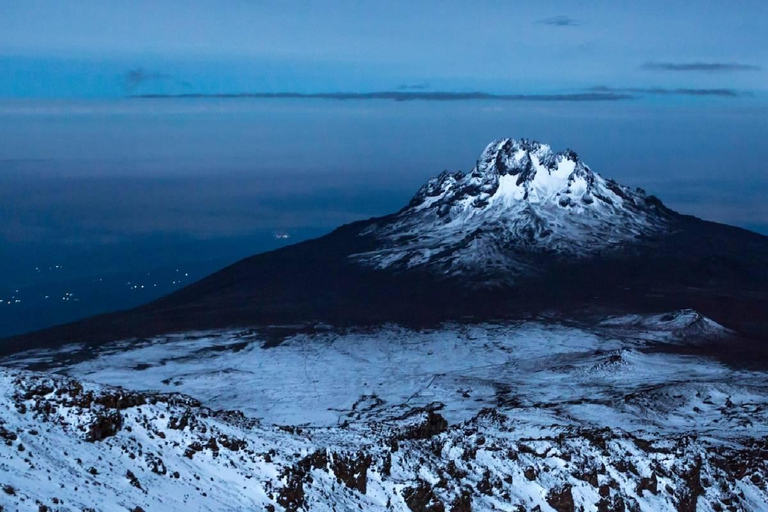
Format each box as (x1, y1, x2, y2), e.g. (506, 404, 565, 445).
(1, 0, 766, 98)
(0, 0, 766, 238)
(0, 1, 767, 335)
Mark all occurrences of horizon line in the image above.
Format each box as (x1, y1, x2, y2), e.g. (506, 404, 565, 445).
(128, 91, 635, 102)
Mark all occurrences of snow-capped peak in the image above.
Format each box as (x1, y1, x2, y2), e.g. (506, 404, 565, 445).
(352, 138, 671, 282)
(408, 138, 660, 215)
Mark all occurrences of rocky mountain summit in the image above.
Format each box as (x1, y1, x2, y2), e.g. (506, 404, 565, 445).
(353, 139, 670, 282)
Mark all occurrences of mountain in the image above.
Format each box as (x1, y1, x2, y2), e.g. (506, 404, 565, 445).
(2, 139, 768, 511)
(3, 138, 768, 356)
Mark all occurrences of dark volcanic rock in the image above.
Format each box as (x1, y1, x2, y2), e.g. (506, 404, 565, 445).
(404, 480, 445, 512)
(546, 485, 575, 512)
(86, 410, 123, 442)
(330, 451, 372, 494)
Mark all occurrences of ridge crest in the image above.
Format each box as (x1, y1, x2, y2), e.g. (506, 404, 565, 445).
(354, 138, 672, 283)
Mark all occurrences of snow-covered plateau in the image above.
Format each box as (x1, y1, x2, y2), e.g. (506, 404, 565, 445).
(2, 311, 767, 511)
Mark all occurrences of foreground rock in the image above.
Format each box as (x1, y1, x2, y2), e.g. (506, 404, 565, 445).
(1, 369, 766, 511)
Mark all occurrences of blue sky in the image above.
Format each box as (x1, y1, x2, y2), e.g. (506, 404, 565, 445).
(1, 0, 766, 98)
(0, 1, 767, 334)
(0, 1, 766, 237)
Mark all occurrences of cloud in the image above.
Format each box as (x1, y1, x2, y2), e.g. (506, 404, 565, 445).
(641, 62, 761, 72)
(536, 15, 582, 27)
(123, 68, 192, 92)
(130, 91, 632, 102)
(590, 86, 750, 98)
(397, 83, 429, 90)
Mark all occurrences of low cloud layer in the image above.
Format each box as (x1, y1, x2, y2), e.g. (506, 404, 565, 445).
(536, 15, 582, 27)
(131, 91, 631, 102)
(590, 86, 750, 97)
(129, 86, 754, 102)
(124, 68, 191, 92)
(641, 62, 761, 72)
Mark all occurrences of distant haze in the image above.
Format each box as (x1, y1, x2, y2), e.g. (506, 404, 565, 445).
(2, 98, 766, 244)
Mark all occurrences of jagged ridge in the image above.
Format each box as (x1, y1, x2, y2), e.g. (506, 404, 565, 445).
(352, 138, 671, 282)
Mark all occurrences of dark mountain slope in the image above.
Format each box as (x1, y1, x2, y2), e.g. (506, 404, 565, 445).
(3, 139, 767, 356)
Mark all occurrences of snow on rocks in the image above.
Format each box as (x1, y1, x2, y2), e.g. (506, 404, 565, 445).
(2, 313, 760, 436)
(0, 368, 767, 511)
(2, 311, 767, 510)
(599, 309, 733, 344)
(351, 138, 671, 282)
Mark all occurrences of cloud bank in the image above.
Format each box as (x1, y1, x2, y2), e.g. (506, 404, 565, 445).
(590, 86, 750, 97)
(131, 91, 632, 102)
(123, 68, 191, 92)
(641, 62, 761, 72)
(536, 15, 582, 27)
